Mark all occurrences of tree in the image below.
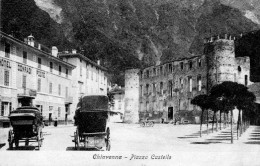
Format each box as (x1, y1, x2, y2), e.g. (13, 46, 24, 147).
(209, 81, 256, 143)
(191, 94, 211, 137)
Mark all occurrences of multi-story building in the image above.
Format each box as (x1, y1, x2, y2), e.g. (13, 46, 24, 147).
(58, 51, 108, 115)
(0, 31, 75, 125)
(125, 35, 252, 123)
(108, 85, 125, 122)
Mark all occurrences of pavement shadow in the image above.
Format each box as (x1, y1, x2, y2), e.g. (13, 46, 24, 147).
(0, 143, 6, 149)
(244, 127, 260, 145)
(191, 142, 222, 144)
(7, 146, 37, 151)
(66, 147, 102, 151)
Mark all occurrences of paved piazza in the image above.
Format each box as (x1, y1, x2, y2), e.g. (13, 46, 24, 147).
(0, 123, 260, 166)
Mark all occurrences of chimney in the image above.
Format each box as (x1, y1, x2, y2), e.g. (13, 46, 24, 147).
(72, 49, 77, 54)
(97, 60, 100, 65)
(27, 34, 35, 47)
(52, 46, 58, 57)
(38, 44, 41, 50)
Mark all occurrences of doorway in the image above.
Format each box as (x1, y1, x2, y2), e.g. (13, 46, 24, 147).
(168, 107, 173, 120)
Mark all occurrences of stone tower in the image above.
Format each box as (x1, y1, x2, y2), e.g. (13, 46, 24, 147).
(124, 69, 140, 123)
(206, 35, 236, 89)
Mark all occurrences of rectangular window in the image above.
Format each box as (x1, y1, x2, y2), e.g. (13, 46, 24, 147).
(169, 64, 172, 73)
(38, 58, 41, 69)
(58, 84, 61, 95)
(160, 82, 163, 95)
(153, 83, 156, 96)
(1, 102, 10, 116)
(4, 70, 10, 86)
(37, 78, 41, 92)
(180, 62, 184, 70)
(153, 68, 156, 76)
(58, 107, 61, 117)
(146, 70, 149, 78)
(66, 69, 68, 78)
(146, 84, 149, 94)
(197, 76, 202, 91)
(22, 75, 26, 89)
(140, 71, 143, 79)
(189, 61, 192, 70)
(188, 77, 192, 92)
(49, 82, 52, 94)
(50, 62, 53, 73)
(245, 75, 248, 86)
(59, 66, 61, 75)
(168, 80, 173, 97)
(5, 43, 10, 58)
(160, 66, 163, 75)
(198, 59, 201, 67)
(140, 85, 143, 97)
(65, 87, 68, 98)
(23, 51, 27, 64)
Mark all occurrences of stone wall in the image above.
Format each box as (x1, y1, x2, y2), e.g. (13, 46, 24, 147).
(124, 69, 140, 123)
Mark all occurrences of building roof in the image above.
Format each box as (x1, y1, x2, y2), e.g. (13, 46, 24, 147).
(0, 31, 76, 69)
(58, 53, 107, 71)
(141, 54, 203, 70)
(109, 87, 125, 94)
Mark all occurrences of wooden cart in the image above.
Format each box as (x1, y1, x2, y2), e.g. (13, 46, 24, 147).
(73, 95, 111, 151)
(8, 107, 43, 150)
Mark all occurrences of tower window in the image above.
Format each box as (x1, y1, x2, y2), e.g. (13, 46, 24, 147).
(238, 66, 242, 72)
(189, 61, 192, 70)
(180, 62, 184, 70)
(245, 75, 248, 86)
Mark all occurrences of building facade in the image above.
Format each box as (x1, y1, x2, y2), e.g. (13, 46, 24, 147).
(109, 85, 125, 122)
(58, 52, 108, 115)
(0, 31, 75, 124)
(125, 36, 252, 123)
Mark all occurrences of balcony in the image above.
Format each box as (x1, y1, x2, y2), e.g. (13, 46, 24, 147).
(65, 96, 73, 104)
(17, 88, 37, 98)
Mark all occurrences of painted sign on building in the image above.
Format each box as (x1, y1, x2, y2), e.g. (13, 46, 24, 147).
(17, 63, 32, 74)
(0, 58, 11, 68)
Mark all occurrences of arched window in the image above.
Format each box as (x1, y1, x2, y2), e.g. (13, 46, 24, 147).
(238, 66, 242, 72)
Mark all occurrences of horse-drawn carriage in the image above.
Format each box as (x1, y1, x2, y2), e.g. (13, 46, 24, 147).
(73, 95, 111, 151)
(8, 106, 43, 150)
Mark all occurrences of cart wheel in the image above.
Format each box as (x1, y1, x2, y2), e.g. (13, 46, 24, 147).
(149, 121, 154, 127)
(14, 139, 19, 148)
(38, 131, 43, 147)
(106, 140, 111, 151)
(74, 129, 80, 150)
(140, 122, 145, 127)
(8, 130, 13, 149)
(25, 139, 29, 146)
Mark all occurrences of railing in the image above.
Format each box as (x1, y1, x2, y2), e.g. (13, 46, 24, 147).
(65, 96, 73, 104)
(17, 88, 37, 97)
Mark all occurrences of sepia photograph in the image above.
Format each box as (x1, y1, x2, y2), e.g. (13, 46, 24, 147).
(0, 0, 260, 165)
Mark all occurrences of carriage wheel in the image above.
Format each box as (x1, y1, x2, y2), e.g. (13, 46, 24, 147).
(106, 140, 111, 151)
(140, 122, 145, 127)
(148, 121, 154, 127)
(74, 129, 80, 150)
(8, 130, 13, 149)
(14, 139, 19, 148)
(106, 128, 111, 151)
(25, 139, 29, 146)
(38, 131, 43, 148)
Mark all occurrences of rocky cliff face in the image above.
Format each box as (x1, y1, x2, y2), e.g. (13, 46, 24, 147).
(2, 0, 260, 85)
(36, 0, 260, 65)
